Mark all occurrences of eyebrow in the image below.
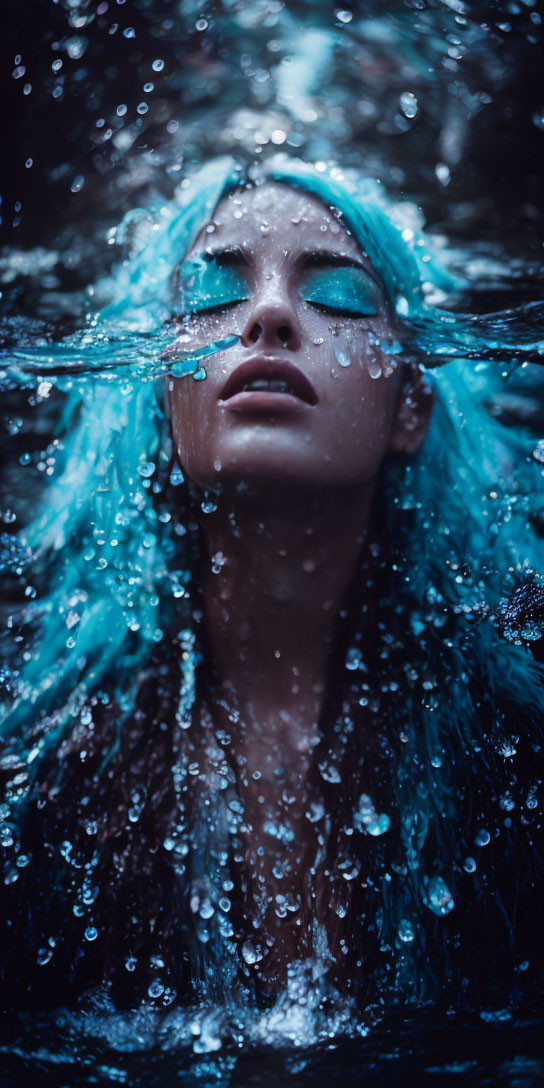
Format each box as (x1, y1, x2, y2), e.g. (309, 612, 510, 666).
(189, 245, 249, 264)
(191, 246, 379, 281)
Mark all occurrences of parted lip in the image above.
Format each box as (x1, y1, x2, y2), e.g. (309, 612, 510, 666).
(220, 356, 318, 405)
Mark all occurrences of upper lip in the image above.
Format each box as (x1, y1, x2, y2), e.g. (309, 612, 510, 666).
(220, 356, 318, 405)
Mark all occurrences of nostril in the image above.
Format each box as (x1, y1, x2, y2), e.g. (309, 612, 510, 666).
(249, 323, 262, 344)
(277, 325, 291, 342)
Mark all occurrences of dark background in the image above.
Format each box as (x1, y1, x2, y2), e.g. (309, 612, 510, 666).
(1, 0, 543, 254)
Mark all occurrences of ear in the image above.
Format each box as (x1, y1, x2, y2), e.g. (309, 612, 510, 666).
(388, 363, 434, 455)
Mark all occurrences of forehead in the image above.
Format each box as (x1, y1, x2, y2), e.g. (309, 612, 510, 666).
(193, 181, 363, 260)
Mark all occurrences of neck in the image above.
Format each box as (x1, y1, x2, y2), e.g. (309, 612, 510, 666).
(199, 485, 373, 756)
(191, 486, 374, 976)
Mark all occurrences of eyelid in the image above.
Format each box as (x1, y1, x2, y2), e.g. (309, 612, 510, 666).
(178, 254, 250, 315)
(298, 266, 381, 315)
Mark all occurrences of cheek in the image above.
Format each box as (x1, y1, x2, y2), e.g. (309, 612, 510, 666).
(325, 328, 401, 447)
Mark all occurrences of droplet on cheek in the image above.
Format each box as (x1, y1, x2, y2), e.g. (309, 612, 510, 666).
(367, 359, 383, 379)
(335, 350, 351, 368)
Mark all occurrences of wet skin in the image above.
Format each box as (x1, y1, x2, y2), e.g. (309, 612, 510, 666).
(166, 183, 433, 983)
(168, 183, 428, 498)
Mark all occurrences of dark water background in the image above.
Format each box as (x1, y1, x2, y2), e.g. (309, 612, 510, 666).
(0, 1007, 543, 1087)
(1, 1, 544, 1084)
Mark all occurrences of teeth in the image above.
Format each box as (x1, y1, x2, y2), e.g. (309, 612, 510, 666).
(241, 379, 293, 394)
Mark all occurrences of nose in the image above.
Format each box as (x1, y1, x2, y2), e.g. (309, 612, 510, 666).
(240, 281, 301, 351)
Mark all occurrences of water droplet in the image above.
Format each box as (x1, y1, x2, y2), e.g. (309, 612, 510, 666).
(211, 551, 226, 574)
(241, 939, 266, 965)
(152, 58, 164, 72)
(335, 9, 353, 23)
(148, 979, 164, 998)
(70, 175, 85, 194)
(336, 350, 350, 368)
(137, 461, 155, 478)
(463, 856, 477, 873)
(66, 35, 87, 59)
(400, 91, 418, 119)
(435, 162, 451, 187)
(475, 828, 491, 847)
(354, 794, 390, 836)
(319, 761, 341, 784)
(37, 948, 53, 965)
(195, 17, 208, 31)
(532, 440, 544, 464)
(398, 919, 415, 943)
(306, 800, 325, 823)
(423, 875, 454, 916)
(199, 898, 215, 920)
(85, 926, 98, 941)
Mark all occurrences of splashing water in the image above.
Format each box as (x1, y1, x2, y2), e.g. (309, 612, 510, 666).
(1, 1, 544, 1084)
(0, 333, 240, 391)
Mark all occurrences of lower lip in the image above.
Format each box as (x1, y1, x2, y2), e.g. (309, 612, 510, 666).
(220, 392, 313, 415)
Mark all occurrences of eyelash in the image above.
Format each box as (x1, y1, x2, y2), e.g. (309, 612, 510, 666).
(305, 301, 366, 318)
(186, 300, 244, 317)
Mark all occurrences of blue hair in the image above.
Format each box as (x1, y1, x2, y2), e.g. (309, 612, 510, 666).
(1, 155, 543, 1008)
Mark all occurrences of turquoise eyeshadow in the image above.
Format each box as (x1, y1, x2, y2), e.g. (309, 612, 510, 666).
(179, 255, 249, 314)
(300, 266, 379, 316)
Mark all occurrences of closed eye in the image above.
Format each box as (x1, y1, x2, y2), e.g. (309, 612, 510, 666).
(178, 251, 250, 316)
(298, 263, 381, 317)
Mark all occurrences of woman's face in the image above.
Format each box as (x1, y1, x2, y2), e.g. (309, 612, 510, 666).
(168, 182, 429, 497)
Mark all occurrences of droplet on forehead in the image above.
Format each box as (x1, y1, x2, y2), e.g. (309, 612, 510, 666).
(251, 188, 276, 211)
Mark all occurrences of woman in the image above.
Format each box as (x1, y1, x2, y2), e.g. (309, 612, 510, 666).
(1, 157, 542, 1020)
